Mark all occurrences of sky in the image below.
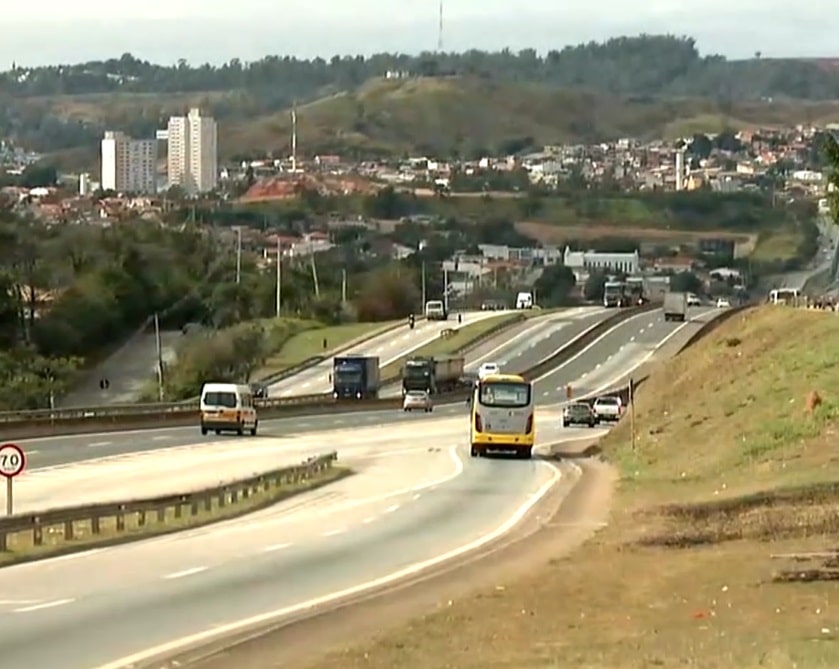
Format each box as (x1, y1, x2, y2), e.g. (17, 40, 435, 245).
(0, 0, 833, 68)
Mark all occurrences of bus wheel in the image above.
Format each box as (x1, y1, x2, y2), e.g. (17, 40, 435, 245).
(519, 448, 532, 460)
(470, 445, 478, 457)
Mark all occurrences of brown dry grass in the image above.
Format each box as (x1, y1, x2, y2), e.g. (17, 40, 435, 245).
(305, 306, 839, 669)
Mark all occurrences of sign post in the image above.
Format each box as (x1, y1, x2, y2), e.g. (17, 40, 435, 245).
(0, 443, 25, 516)
(628, 378, 637, 452)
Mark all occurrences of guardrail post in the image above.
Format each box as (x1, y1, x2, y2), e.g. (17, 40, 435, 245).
(116, 504, 126, 532)
(91, 516, 101, 535)
(0, 531, 5, 552)
(174, 500, 182, 519)
(138, 510, 146, 527)
(64, 520, 74, 540)
(32, 518, 42, 546)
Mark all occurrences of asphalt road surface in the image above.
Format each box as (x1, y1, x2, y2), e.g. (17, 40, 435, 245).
(0, 304, 723, 669)
(268, 309, 509, 397)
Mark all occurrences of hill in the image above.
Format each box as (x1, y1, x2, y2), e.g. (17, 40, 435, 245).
(221, 77, 839, 158)
(6, 34, 839, 162)
(15, 77, 839, 166)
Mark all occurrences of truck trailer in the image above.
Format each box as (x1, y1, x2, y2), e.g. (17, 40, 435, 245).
(332, 355, 380, 400)
(401, 355, 465, 395)
(663, 291, 687, 322)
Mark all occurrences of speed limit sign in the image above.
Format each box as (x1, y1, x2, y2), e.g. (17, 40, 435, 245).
(0, 443, 25, 478)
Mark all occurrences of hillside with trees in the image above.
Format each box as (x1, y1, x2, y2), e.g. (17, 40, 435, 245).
(3, 35, 839, 161)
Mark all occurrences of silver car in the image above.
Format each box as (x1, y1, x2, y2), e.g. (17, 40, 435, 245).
(403, 390, 433, 412)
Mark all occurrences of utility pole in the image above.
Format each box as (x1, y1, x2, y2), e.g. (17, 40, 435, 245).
(154, 313, 164, 402)
(275, 237, 281, 318)
(443, 266, 449, 315)
(235, 227, 242, 284)
(341, 268, 347, 303)
(421, 260, 427, 307)
(310, 253, 320, 297)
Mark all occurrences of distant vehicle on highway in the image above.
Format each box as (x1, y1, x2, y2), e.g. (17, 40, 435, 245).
(515, 291, 534, 309)
(333, 355, 380, 400)
(592, 395, 623, 422)
(603, 281, 628, 308)
(469, 373, 535, 459)
(562, 402, 598, 428)
(477, 361, 500, 379)
(401, 355, 464, 395)
(402, 389, 433, 412)
(686, 293, 702, 307)
(424, 300, 448, 320)
(199, 383, 258, 436)
(663, 291, 688, 322)
(716, 297, 731, 308)
(768, 288, 800, 305)
(481, 300, 505, 311)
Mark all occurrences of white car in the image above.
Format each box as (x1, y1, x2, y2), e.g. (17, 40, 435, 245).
(686, 293, 702, 307)
(592, 396, 623, 422)
(716, 297, 731, 308)
(477, 362, 500, 379)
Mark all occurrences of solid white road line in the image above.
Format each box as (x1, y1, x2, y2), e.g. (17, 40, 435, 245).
(90, 459, 561, 669)
(261, 544, 292, 553)
(13, 598, 74, 613)
(163, 567, 207, 580)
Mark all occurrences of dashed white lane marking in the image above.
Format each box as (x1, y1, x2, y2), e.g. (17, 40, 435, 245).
(88, 441, 112, 448)
(362, 517, 376, 524)
(629, 336, 635, 342)
(322, 528, 346, 536)
(14, 598, 74, 613)
(163, 567, 207, 580)
(261, 543, 292, 553)
(412, 493, 421, 500)
(385, 504, 400, 513)
(152, 436, 170, 441)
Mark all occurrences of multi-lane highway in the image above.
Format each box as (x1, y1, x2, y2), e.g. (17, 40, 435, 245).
(0, 304, 721, 669)
(269, 309, 506, 397)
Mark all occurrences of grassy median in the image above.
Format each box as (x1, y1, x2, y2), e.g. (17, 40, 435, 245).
(258, 321, 400, 378)
(379, 313, 524, 381)
(307, 305, 839, 669)
(0, 466, 352, 568)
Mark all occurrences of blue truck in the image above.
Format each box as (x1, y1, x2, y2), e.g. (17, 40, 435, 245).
(332, 355, 380, 400)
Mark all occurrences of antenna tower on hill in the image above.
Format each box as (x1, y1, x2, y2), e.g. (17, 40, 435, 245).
(437, 0, 443, 52)
(291, 102, 297, 172)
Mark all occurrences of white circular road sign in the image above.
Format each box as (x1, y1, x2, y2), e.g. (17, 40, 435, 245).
(0, 443, 25, 478)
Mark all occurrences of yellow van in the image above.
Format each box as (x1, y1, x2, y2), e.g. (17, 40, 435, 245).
(199, 383, 258, 436)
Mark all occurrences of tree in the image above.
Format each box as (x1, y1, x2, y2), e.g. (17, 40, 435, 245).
(533, 264, 576, 307)
(583, 271, 607, 301)
(669, 271, 703, 294)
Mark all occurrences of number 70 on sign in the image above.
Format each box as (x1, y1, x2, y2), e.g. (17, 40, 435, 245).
(0, 443, 25, 478)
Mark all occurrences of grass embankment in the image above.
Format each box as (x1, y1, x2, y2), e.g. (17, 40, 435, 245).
(1, 466, 351, 567)
(308, 306, 839, 669)
(379, 313, 523, 381)
(257, 320, 399, 378)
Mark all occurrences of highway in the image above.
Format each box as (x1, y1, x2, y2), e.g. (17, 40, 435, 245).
(268, 309, 508, 397)
(0, 304, 721, 669)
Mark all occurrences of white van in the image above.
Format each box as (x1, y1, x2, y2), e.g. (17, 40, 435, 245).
(199, 383, 258, 436)
(515, 292, 533, 309)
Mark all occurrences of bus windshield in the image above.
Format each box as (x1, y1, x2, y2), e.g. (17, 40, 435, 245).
(478, 381, 531, 408)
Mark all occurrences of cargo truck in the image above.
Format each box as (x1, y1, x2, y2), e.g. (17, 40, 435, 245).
(663, 291, 687, 322)
(401, 355, 465, 395)
(332, 355, 380, 399)
(603, 281, 628, 307)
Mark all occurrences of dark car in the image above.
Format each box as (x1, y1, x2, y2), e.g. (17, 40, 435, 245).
(562, 402, 598, 428)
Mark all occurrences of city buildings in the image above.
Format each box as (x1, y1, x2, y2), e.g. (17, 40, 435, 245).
(162, 108, 218, 195)
(100, 131, 157, 194)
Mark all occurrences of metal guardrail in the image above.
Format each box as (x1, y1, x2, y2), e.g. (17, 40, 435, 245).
(0, 452, 337, 555)
(0, 306, 650, 439)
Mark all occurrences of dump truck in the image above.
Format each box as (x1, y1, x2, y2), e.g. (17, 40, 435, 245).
(401, 355, 465, 395)
(332, 354, 380, 400)
(663, 291, 687, 322)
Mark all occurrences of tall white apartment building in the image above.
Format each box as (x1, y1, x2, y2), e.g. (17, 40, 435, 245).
(165, 108, 218, 195)
(100, 131, 158, 194)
